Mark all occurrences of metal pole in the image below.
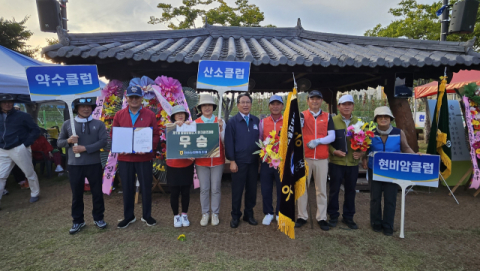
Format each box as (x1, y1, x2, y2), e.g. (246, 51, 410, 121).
(441, 0, 449, 41)
(60, 0, 68, 30)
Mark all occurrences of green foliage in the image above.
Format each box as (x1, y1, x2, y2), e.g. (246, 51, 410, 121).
(148, 0, 273, 29)
(0, 16, 38, 57)
(463, 82, 480, 104)
(45, 38, 59, 46)
(364, 0, 480, 50)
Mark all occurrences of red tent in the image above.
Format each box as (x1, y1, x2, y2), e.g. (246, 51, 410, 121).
(414, 70, 480, 98)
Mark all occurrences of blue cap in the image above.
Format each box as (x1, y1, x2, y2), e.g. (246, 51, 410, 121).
(126, 86, 144, 97)
(269, 95, 283, 104)
(308, 90, 323, 99)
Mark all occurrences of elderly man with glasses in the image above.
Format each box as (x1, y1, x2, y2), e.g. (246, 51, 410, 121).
(225, 93, 261, 228)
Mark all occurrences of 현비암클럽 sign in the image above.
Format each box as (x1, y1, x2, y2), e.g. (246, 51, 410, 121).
(372, 152, 440, 187)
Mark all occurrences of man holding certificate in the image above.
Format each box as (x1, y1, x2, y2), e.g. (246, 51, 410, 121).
(112, 86, 160, 228)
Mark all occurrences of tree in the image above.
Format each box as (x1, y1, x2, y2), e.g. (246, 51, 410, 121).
(0, 16, 38, 57)
(46, 38, 59, 46)
(364, 0, 480, 50)
(148, 0, 273, 29)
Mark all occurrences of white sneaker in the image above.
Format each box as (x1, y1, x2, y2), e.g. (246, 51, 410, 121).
(55, 165, 64, 172)
(2, 189, 9, 195)
(262, 214, 274, 225)
(174, 215, 182, 228)
(211, 213, 219, 226)
(181, 214, 190, 227)
(200, 213, 209, 226)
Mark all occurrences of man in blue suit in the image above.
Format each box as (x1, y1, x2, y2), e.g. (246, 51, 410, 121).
(225, 93, 260, 228)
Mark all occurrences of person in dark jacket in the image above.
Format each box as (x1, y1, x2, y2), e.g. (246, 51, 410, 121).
(0, 94, 41, 207)
(112, 86, 160, 229)
(58, 97, 108, 234)
(224, 93, 260, 228)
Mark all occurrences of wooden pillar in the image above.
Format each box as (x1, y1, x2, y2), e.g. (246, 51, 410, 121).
(384, 78, 419, 152)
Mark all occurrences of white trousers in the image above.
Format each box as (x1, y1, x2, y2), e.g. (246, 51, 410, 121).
(0, 144, 40, 200)
(297, 158, 329, 221)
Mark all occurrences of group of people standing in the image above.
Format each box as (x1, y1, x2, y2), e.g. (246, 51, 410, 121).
(0, 87, 414, 237)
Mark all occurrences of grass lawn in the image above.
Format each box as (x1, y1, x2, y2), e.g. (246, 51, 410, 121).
(1, 154, 480, 270)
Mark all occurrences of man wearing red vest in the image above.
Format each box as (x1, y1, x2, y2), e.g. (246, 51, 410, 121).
(259, 95, 283, 225)
(296, 90, 335, 231)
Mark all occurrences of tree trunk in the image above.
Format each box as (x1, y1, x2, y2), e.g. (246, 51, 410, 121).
(222, 92, 237, 122)
(25, 103, 39, 124)
(384, 79, 419, 152)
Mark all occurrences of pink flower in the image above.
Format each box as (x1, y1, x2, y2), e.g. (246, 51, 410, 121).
(473, 142, 480, 149)
(270, 158, 281, 169)
(271, 144, 279, 153)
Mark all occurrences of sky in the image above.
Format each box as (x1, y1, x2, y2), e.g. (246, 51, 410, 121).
(1, 0, 437, 58)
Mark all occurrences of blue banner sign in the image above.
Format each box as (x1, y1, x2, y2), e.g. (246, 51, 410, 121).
(372, 152, 440, 187)
(197, 60, 250, 91)
(26, 65, 101, 101)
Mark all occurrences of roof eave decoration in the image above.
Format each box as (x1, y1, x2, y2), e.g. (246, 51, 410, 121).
(43, 20, 480, 69)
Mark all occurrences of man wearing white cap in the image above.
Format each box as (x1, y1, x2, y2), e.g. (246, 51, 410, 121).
(259, 95, 283, 225)
(328, 94, 361, 230)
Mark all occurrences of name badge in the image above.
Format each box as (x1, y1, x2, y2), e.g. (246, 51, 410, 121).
(253, 124, 258, 130)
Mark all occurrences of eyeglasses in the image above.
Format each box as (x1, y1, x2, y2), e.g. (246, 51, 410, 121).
(376, 115, 391, 119)
(238, 101, 252, 105)
(79, 98, 92, 103)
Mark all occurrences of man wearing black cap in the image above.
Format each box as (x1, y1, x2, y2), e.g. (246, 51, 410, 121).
(296, 90, 335, 231)
(112, 86, 160, 228)
(58, 97, 108, 234)
(0, 94, 41, 208)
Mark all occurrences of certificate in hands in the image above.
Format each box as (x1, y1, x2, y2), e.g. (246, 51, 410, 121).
(112, 127, 153, 153)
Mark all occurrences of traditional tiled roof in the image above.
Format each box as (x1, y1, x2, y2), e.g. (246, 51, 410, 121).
(42, 21, 480, 68)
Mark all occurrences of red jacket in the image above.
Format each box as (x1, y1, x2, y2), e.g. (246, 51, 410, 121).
(112, 107, 160, 162)
(31, 135, 53, 160)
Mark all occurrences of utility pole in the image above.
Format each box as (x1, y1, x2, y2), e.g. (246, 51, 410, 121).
(441, 0, 449, 41)
(59, 0, 68, 30)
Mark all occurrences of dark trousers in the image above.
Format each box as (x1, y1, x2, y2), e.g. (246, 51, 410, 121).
(12, 165, 26, 183)
(260, 162, 280, 215)
(368, 168, 398, 231)
(118, 161, 153, 220)
(231, 162, 258, 219)
(170, 185, 191, 215)
(327, 163, 359, 220)
(68, 164, 105, 224)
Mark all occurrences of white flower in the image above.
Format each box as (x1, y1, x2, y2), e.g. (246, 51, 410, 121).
(352, 121, 365, 133)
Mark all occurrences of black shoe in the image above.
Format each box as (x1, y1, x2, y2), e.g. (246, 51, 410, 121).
(243, 216, 258, 225)
(329, 218, 338, 227)
(94, 220, 107, 229)
(230, 218, 239, 228)
(141, 217, 157, 226)
(318, 220, 331, 231)
(295, 218, 307, 228)
(69, 222, 85, 234)
(342, 218, 358, 230)
(372, 224, 382, 233)
(383, 228, 393, 236)
(117, 217, 136, 229)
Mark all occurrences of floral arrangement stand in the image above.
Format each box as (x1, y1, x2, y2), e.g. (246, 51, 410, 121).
(462, 82, 480, 195)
